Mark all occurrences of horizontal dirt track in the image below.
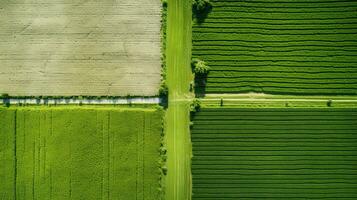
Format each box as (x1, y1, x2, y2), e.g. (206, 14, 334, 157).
(0, 0, 161, 96)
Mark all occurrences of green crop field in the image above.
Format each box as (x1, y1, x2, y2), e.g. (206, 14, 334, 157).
(191, 108, 357, 199)
(0, 107, 163, 200)
(192, 0, 357, 95)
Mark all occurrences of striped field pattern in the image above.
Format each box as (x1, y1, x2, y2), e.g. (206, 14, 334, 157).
(192, 0, 357, 95)
(191, 108, 357, 199)
(0, 107, 162, 200)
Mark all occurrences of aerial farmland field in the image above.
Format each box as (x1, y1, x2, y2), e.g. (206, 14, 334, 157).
(191, 108, 357, 199)
(0, 0, 162, 96)
(2, 0, 357, 199)
(192, 0, 357, 95)
(0, 107, 163, 200)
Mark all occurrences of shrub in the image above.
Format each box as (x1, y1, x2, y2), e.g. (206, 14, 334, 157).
(327, 100, 332, 107)
(190, 98, 201, 112)
(191, 58, 200, 69)
(159, 81, 169, 97)
(189, 80, 195, 92)
(162, 166, 167, 175)
(4, 101, 10, 107)
(1, 93, 9, 99)
(160, 146, 167, 155)
(162, 0, 167, 7)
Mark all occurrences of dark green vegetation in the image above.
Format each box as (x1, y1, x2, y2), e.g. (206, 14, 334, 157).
(193, 0, 211, 12)
(160, 1, 169, 99)
(0, 107, 163, 200)
(192, 0, 357, 95)
(191, 108, 357, 199)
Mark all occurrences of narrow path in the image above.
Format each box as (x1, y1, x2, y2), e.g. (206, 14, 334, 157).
(165, 0, 193, 199)
(201, 94, 357, 107)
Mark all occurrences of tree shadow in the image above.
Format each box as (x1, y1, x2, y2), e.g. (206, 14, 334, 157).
(3, 98, 10, 107)
(194, 74, 207, 98)
(159, 95, 168, 109)
(192, 3, 212, 24)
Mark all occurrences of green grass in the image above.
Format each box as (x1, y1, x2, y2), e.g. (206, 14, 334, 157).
(192, 0, 357, 95)
(0, 108, 15, 199)
(191, 107, 357, 199)
(0, 106, 163, 200)
(165, 0, 194, 199)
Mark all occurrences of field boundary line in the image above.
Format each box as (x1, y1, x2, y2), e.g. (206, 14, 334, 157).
(0, 97, 161, 105)
(199, 93, 357, 108)
(202, 98, 357, 102)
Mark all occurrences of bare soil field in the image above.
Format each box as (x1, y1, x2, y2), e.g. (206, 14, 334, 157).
(0, 0, 161, 96)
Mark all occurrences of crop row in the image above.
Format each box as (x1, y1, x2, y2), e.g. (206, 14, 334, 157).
(200, 65, 357, 73)
(196, 55, 357, 63)
(199, 62, 357, 68)
(194, 52, 357, 58)
(207, 70, 357, 77)
(195, 109, 357, 114)
(202, 18, 357, 25)
(193, 40, 357, 47)
(212, 7, 357, 13)
(193, 46, 357, 52)
(203, 12, 357, 20)
(212, 0, 357, 9)
(193, 34, 357, 43)
(202, 87, 357, 95)
(205, 83, 357, 89)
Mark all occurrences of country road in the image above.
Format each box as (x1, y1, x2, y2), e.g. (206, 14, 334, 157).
(165, 0, 193, 199)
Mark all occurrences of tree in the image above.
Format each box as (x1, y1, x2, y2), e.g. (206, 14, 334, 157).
(193, 0, 211, 13)
(192, 59, 210, 75)
(159, 81, 168, 97)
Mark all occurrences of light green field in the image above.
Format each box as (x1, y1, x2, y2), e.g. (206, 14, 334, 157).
(0, 106, 163, 200)
(165, 0, 193, 199)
